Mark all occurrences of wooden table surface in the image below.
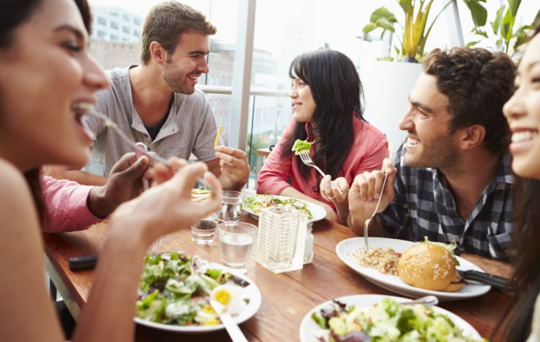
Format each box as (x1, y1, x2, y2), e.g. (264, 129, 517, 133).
(43, 215, 511, 342)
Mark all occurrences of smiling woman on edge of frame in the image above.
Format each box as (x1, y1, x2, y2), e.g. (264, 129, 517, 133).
(0, 0, 221, 340)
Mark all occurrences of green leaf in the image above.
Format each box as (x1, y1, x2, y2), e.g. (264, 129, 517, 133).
(500, 7, 515, 42)
(311, 312, 327, 329)
(398, 0, 413, 13)
(205, 268, 222, 279)
(466, 40, 481, 47)
(375, 17, 397, 32)
(463, 0, 488, 27)
(394, 45, 401, 57)
(362, 22, 377, 33)
(508, 0, 522, 18)
(370, 7, 398, 23)
(491, 5, 506, 35)
(471, 27, 488, 38)
(513, 25, 532, 52)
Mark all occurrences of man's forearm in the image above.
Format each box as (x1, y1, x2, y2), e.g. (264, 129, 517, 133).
(43, 165, 107, 186)
(65, 170, 107, 186)
(459, 253, 514, 279)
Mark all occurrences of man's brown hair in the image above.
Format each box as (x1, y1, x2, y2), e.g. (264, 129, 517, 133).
(423, 47, 515, 156)
(140, 1, 217, 65)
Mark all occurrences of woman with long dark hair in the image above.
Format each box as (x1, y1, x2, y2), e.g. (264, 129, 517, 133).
(501, 20, 540, 341)
(257, 49, 388, 224)
(0, 0, 221, 340)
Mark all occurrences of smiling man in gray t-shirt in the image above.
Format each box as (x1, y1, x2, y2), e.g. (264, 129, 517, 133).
(83, 66, 219, 178)
(45, 2, 249, 191)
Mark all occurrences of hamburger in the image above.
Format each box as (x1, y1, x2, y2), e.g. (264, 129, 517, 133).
(398, 240, 466, 292)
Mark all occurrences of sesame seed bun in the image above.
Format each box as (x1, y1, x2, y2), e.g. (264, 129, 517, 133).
(398, 243, 456, 291)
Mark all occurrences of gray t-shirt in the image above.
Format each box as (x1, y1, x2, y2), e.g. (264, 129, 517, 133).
(83, 66, 220, 176)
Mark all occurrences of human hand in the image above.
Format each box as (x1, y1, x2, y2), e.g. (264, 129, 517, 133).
(320, 176, 349, 203)
(215, 146, 250, 188)
(349, 158, 397, 221)
(112, 162, 222, 240)
(87, 153, 149, 218)
(144, 157, 188, 185)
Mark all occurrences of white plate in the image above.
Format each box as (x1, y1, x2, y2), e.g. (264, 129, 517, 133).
(243, 195, 326, 223)
(134, 264, 262, 333)
(299, 294, 483, 342)
(336, 237, 491, 301)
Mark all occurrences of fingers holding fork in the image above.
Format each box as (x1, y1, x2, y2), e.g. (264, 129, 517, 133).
(321, 176, 349, 203)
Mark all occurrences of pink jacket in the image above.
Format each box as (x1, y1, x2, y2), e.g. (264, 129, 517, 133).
(41, 176, 102, 233)
(257, 117, 388, 213)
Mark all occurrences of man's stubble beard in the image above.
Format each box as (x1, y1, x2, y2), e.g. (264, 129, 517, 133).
(162, 61, 195, 95)
(404, 133, 460, 170)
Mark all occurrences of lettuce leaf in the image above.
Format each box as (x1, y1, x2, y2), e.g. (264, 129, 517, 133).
(292, 139, 314, 155)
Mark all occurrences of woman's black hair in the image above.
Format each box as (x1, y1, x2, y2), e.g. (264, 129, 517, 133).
(0, 0, 42, 48)
(0, 0, 93, 223)
(281, 49, 365, 192)
(495, 20, 540, 342)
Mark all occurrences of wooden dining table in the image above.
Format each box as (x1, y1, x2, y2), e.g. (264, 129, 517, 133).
(44, 215, 511, 342)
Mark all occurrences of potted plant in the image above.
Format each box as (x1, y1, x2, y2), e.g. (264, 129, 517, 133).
(363, 0, 489, 62)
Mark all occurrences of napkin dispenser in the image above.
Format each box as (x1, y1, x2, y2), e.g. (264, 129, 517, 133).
(255, 206, 307, 273)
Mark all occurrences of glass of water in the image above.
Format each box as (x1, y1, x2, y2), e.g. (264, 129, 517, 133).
(218, 222, 257, 274)
(190, 213, 219, 245)
(219, 190, 243, 225)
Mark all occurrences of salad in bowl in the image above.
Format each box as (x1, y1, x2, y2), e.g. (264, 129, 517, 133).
(304, 296, 486, 342)
(135, 253, 260, 331)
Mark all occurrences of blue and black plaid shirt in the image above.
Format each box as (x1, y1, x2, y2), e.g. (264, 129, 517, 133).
(379, 144, 514, 260)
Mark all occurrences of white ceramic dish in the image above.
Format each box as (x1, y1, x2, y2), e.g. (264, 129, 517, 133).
(134, 263, 261, 333)
(336, 237, 491, 301)
(243, 195, 326, 223)
(299, 294, 483, 342)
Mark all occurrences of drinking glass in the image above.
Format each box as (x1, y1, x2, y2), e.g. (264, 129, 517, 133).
(191, 213, 219, 244)
(218, 222, 257, 274)
(219, 190, 243, 225)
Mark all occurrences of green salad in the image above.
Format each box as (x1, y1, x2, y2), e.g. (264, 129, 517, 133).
(244, 194, 313, 219)
(136, 253, 248, 326)
(292, 139, 314, 155)
(310, 298, 487, 342)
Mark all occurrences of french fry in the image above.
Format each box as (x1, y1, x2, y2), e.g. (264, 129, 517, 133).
(214, 125, 223, 147)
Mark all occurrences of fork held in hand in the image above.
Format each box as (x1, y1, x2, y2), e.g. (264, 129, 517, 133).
(298, 151, 344, 196)
(364, 173, 389, 249)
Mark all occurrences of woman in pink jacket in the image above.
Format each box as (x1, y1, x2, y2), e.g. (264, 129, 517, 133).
(257, 50, 388, 224)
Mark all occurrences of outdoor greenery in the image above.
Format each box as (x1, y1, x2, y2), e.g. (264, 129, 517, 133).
(468, 0, 540, 55)
(363, 0, 489, 62)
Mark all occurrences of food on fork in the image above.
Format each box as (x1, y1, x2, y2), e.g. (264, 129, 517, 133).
(192, 188, 211, 202)
(398, 240, 466, 292)
(291, 139, 314, 155)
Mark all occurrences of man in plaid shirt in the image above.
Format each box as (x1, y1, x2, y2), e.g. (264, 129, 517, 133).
(347, 47, 516, 261)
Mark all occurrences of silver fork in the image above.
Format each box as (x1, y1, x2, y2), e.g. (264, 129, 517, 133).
(364, 173, 388, 249)
(298, 151, 344, 196)
(87, 111, 214, 192)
